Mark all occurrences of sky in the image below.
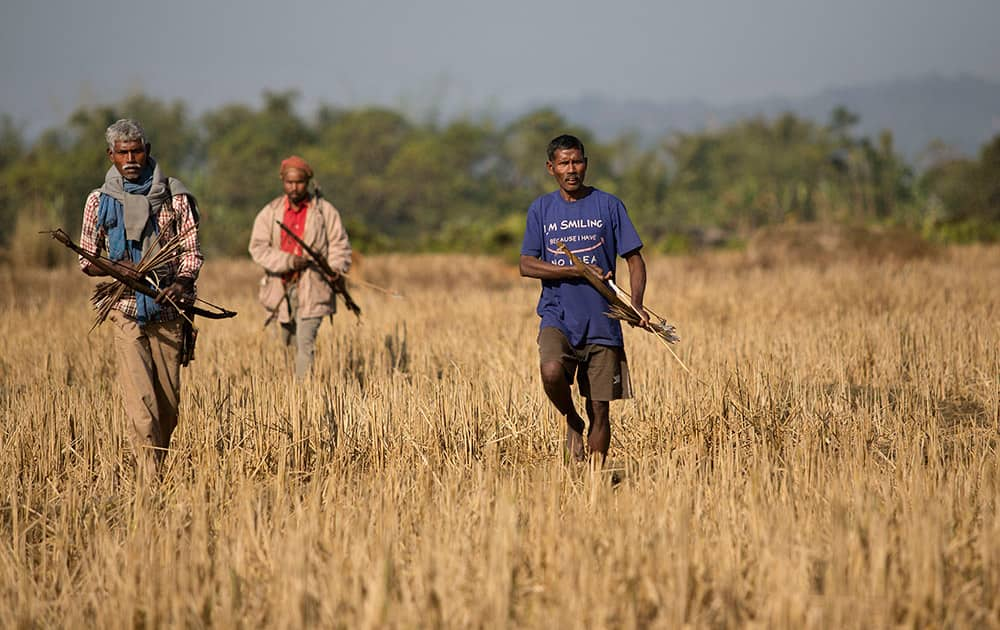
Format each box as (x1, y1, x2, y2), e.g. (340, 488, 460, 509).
(2, 0, 999, 136)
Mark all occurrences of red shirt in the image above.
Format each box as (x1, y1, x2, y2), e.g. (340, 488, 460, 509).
(280, 195, 309, 255)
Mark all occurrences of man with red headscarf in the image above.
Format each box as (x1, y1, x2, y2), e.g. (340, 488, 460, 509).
(249, 156, 353, 378)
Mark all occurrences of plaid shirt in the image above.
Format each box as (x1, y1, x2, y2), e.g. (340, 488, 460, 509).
(79, 189, 203, 321)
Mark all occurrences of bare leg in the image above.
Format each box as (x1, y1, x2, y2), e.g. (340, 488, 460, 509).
(585, 399, 611, 464)
(540, 361, 586, 461)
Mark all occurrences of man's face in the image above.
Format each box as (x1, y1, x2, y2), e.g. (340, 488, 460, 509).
(546, 148, 588, 195)
(108, 139, 150, 182)
(282, 169, 311, 204)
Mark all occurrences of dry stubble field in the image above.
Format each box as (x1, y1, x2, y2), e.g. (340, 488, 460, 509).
(1, 245, 998, 628)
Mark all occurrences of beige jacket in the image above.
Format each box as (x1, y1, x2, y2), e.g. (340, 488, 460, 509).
(249, 195, 352, 322)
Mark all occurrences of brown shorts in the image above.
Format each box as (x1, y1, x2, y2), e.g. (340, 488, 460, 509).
(537, 326, 632, 401)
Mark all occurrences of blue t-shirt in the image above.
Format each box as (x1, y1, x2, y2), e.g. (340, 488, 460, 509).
(520, 188, 643, 347)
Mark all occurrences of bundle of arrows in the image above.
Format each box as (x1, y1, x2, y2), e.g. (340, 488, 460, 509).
(555, 240, 688, 373)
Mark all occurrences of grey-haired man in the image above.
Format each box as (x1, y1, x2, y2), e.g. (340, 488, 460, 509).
(78, 118, 204, 478)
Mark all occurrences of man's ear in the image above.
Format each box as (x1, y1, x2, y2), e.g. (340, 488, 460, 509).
(145, 142, 152, 155)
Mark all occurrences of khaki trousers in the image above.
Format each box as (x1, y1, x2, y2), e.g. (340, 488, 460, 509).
(108, 310, 184, 472)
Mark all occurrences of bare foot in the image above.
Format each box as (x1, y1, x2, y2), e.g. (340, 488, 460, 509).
(566, 421, 586, 462)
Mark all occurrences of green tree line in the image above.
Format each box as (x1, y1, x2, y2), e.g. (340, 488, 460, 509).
(1, 92, 997, 263)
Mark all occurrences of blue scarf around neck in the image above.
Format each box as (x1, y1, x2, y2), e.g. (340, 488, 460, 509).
(98, 164, 161, 325)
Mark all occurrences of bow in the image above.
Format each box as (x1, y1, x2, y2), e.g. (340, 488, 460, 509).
(45, 228, 238, 320)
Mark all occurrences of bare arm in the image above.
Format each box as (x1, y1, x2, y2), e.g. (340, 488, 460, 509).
(625, 250, 650, 328)
(520, 255, 578, 280)
(519, 255, 610, 281)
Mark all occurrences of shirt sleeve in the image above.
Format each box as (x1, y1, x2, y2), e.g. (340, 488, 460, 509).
(79, 191, 102, 272)
(612, 197, 643, 257)
(172, 194, 204, 280)
(323, 202, 353, 273)
(249, 204, 298, 273)
(520, 200, 543, 257)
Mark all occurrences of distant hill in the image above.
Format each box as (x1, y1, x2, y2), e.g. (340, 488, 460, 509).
(538, 74, 1000, 161)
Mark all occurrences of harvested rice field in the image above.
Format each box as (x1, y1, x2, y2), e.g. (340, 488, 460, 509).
(1, 245, 998, 628)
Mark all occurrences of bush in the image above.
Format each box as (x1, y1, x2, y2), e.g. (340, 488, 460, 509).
(1, 202, 70, 268)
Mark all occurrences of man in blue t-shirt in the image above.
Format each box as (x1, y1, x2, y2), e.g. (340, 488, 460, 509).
(520, 134, 650, 465)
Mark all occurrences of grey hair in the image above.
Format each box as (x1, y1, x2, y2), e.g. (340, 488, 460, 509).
(105, 119, 147, 150)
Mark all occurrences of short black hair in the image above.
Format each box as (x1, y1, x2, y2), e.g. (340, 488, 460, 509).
(546, 134, 586, 161)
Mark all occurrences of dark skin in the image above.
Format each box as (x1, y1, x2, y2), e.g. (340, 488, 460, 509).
(84, 139, 193, 304)
(546, 146, 590, 201)
(281, 168, 336, 278)
(283, 167, 311, 205)
(520, 147, 650, 463)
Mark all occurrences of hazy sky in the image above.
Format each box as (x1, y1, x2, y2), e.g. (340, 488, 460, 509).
(2, 0, 998, 134)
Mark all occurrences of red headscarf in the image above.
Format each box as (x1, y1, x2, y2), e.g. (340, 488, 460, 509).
(279, 155, 313, 179)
